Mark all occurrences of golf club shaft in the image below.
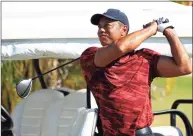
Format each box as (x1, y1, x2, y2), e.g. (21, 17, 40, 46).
(32, 57, 80, 80)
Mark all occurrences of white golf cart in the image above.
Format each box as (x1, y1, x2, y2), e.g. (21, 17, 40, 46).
(1, 43, 193, 136)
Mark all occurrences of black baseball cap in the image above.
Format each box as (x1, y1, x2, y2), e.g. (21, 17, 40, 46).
(91, 8, 129, 28)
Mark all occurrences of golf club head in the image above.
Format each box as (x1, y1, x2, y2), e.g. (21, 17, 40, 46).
(16, 79, 32, 98)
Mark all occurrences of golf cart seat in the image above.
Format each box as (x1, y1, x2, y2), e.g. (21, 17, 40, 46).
(151, 126, 183, 136)
(12, 88, 98, 136)
(11, 88, 72, 136)
(42, 91, 98, 136)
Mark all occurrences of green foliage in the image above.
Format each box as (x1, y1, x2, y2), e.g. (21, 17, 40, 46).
(1, 61, 24, 113)
(171, 1, 192, 6)
(152, 76, 192, 135)
(1, 59, 86, 113)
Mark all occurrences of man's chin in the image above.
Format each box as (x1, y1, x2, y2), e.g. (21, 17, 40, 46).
(100, 41, 111, 46)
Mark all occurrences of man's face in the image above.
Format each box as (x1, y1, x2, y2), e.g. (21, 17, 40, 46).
(97, 17, 127, 46)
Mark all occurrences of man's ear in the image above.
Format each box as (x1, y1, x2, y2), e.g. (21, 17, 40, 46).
(121, 25, 128, 36)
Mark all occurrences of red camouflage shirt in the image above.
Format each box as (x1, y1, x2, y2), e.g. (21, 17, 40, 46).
(80, 47, 161, 136)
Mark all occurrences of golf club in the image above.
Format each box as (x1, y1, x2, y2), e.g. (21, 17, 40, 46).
(16, 57, 80, 98)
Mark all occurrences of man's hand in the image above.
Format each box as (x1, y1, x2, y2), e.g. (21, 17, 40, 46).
(155, 17, 174, 33)
(143, 17, 174, 34)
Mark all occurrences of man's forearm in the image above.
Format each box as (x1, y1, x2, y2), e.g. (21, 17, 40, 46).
(115, 23, 156, 54)
(164, 29, 192, 73)
(94, 22, 157, 67)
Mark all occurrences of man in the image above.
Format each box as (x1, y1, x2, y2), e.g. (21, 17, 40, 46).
(80, 9, 192, 136)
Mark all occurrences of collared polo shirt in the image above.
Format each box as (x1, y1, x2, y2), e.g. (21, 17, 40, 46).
(80, 47, 161, 136)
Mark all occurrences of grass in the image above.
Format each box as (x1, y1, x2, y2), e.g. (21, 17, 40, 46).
(151, 76, 192, 135)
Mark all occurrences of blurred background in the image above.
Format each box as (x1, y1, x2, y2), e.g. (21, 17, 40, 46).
(1, 1, 192, 135)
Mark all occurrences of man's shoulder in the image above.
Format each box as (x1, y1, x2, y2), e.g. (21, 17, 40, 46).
(80, 46, 100, 70)
(81, 46, 99, 56)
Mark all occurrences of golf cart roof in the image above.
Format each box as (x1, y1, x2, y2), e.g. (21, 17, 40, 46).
(2, 2, 192, 39)
(1, 39, 102, 60)
(2, 37, 192, 61)
(1, 2, 192, 60)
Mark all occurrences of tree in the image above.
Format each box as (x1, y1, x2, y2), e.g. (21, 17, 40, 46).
(172, 1, 192, 6)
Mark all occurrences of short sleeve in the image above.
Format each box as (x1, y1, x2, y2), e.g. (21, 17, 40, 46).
(141, 48, 161, 80)
(80, 47, 100, 82)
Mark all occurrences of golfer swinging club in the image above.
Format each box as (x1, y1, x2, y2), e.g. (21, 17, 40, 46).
(80, 9, 192, 136)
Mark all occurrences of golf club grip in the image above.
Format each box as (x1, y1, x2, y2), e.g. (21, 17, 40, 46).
(143, 22, 152, 28)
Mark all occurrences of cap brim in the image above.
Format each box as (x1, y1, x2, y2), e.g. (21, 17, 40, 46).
(91, 14, 118, 25)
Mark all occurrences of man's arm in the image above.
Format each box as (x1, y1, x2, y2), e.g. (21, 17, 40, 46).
(157, 28, 192, 77)
(94, 22, 157, 67)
